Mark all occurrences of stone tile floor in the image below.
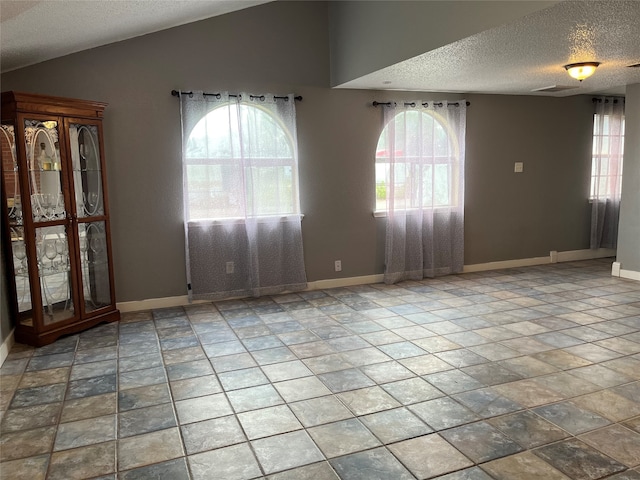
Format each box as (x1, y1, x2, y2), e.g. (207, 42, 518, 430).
(1, 258, 640, 479)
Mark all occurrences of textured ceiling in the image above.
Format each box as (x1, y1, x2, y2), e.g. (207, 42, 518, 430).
(338, 0, 640, 96)
(2, 0, 639, 96)
(0, 0, 271, 73)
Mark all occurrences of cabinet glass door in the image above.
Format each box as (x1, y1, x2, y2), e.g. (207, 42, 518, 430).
(2, 123, 21, 225)
(69, 122, 111, 313)
(25, 119, 66, 223)
(70, 123, 104, 218)
(35, 225, 74, 324)
(10, 227, 33, 316)
(22, 118, 76, 325)
(1, 123, 33, 320)
(78, 221, 111, 312)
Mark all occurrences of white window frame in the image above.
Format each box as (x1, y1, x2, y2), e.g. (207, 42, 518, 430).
(590, 113, 625, 201)
(184, 102, 300, 223)
(374, 109, 460, 216)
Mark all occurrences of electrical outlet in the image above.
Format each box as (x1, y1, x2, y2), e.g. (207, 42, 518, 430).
(334, 260, 342, 272)
(226, 261, 234, 274)
(514, 162, 524, 173)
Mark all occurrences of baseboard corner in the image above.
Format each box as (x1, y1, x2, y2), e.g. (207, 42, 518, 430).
(611, 261, 621, 277)
(0, 328, 16, 367)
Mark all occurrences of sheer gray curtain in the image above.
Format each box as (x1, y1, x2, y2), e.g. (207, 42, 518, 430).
(591, 96, 625, 249)
(180, 91, 307, 300)
(380, 101, 467, 284)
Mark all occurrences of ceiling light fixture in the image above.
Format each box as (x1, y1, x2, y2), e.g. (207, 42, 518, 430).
(564, 62, 600, 81)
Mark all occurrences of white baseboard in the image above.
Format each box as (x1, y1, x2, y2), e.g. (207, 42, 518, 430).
(463, 248, 616, 273)
(620, 269, 640, 281)
(117, 295, 208, 313)
(0, 328, 15, 367)
(117, 248, 619, 313)
(117, 276, 387, 313)
(306, 274, 384, 291)
(611, 261, 640, 282)
(556, 248, 616, 262)
(463, 256, 550, 273)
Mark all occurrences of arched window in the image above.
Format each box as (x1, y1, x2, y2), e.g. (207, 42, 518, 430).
(184, 102, 299, 221)
(179, 92, 306, 299)
(375, 109, 460, 212)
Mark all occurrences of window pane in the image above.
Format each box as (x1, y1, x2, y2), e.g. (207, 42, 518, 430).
(434, 123, 449, 157)
(240, 107, 292, 158)
(185, 103, 297, 219)
(590, 112, 625, 200)
(247, 166, 294, 215)
(405, 112, 421, 157)
(187, 107, 234, 158)
(410, 163, 422, 207)
(421, 165, 433, 206)
(375, 110, 456, 211)
(434, 164, 450, 205)
(598, 176, 608, 196)
(186, 164, 243, 220)
(421, 115, 434, 157)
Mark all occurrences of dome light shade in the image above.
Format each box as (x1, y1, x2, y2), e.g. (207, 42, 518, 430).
(564, 62, 600, 81)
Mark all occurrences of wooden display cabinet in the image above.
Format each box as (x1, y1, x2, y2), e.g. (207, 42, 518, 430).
(1, 91, 119, 346)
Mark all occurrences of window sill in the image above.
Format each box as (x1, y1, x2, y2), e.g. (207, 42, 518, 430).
(373, 206, 458, 218)
(188, 214, 304, 227)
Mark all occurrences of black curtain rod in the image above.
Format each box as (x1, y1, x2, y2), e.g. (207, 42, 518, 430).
(171, 90, 302, 101)
(372, 101, 470, 107)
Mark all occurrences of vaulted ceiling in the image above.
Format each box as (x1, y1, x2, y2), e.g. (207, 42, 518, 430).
(0, 0, 270, 73)
(2, 0, 639, 96)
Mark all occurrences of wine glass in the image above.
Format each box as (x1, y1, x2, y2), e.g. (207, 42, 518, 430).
(79, 235, 88, 265)
(40, 194, 51, 220)
(12, 194, 22, 224)
(90, 235, 104, 262)
(87, 192, 99, 216)
(46, 193, 55, 218)
(54, 193, 65, 219)
(13, 241, 26, 274)
(55, 237, 67, 270)
(82, 192, 89, 216)
(44, 239, 57, 271)
(31, 193, 41, 221)
(35, 241, 45, 270)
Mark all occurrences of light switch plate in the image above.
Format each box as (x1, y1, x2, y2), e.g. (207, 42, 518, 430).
(514, 162, 524, 173)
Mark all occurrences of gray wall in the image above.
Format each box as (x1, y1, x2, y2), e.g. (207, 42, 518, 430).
(328, 1, 557, 86)
(1, 0, 597, 320)
(617, 83, 640, 273)
(465, 94, 593, 262)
